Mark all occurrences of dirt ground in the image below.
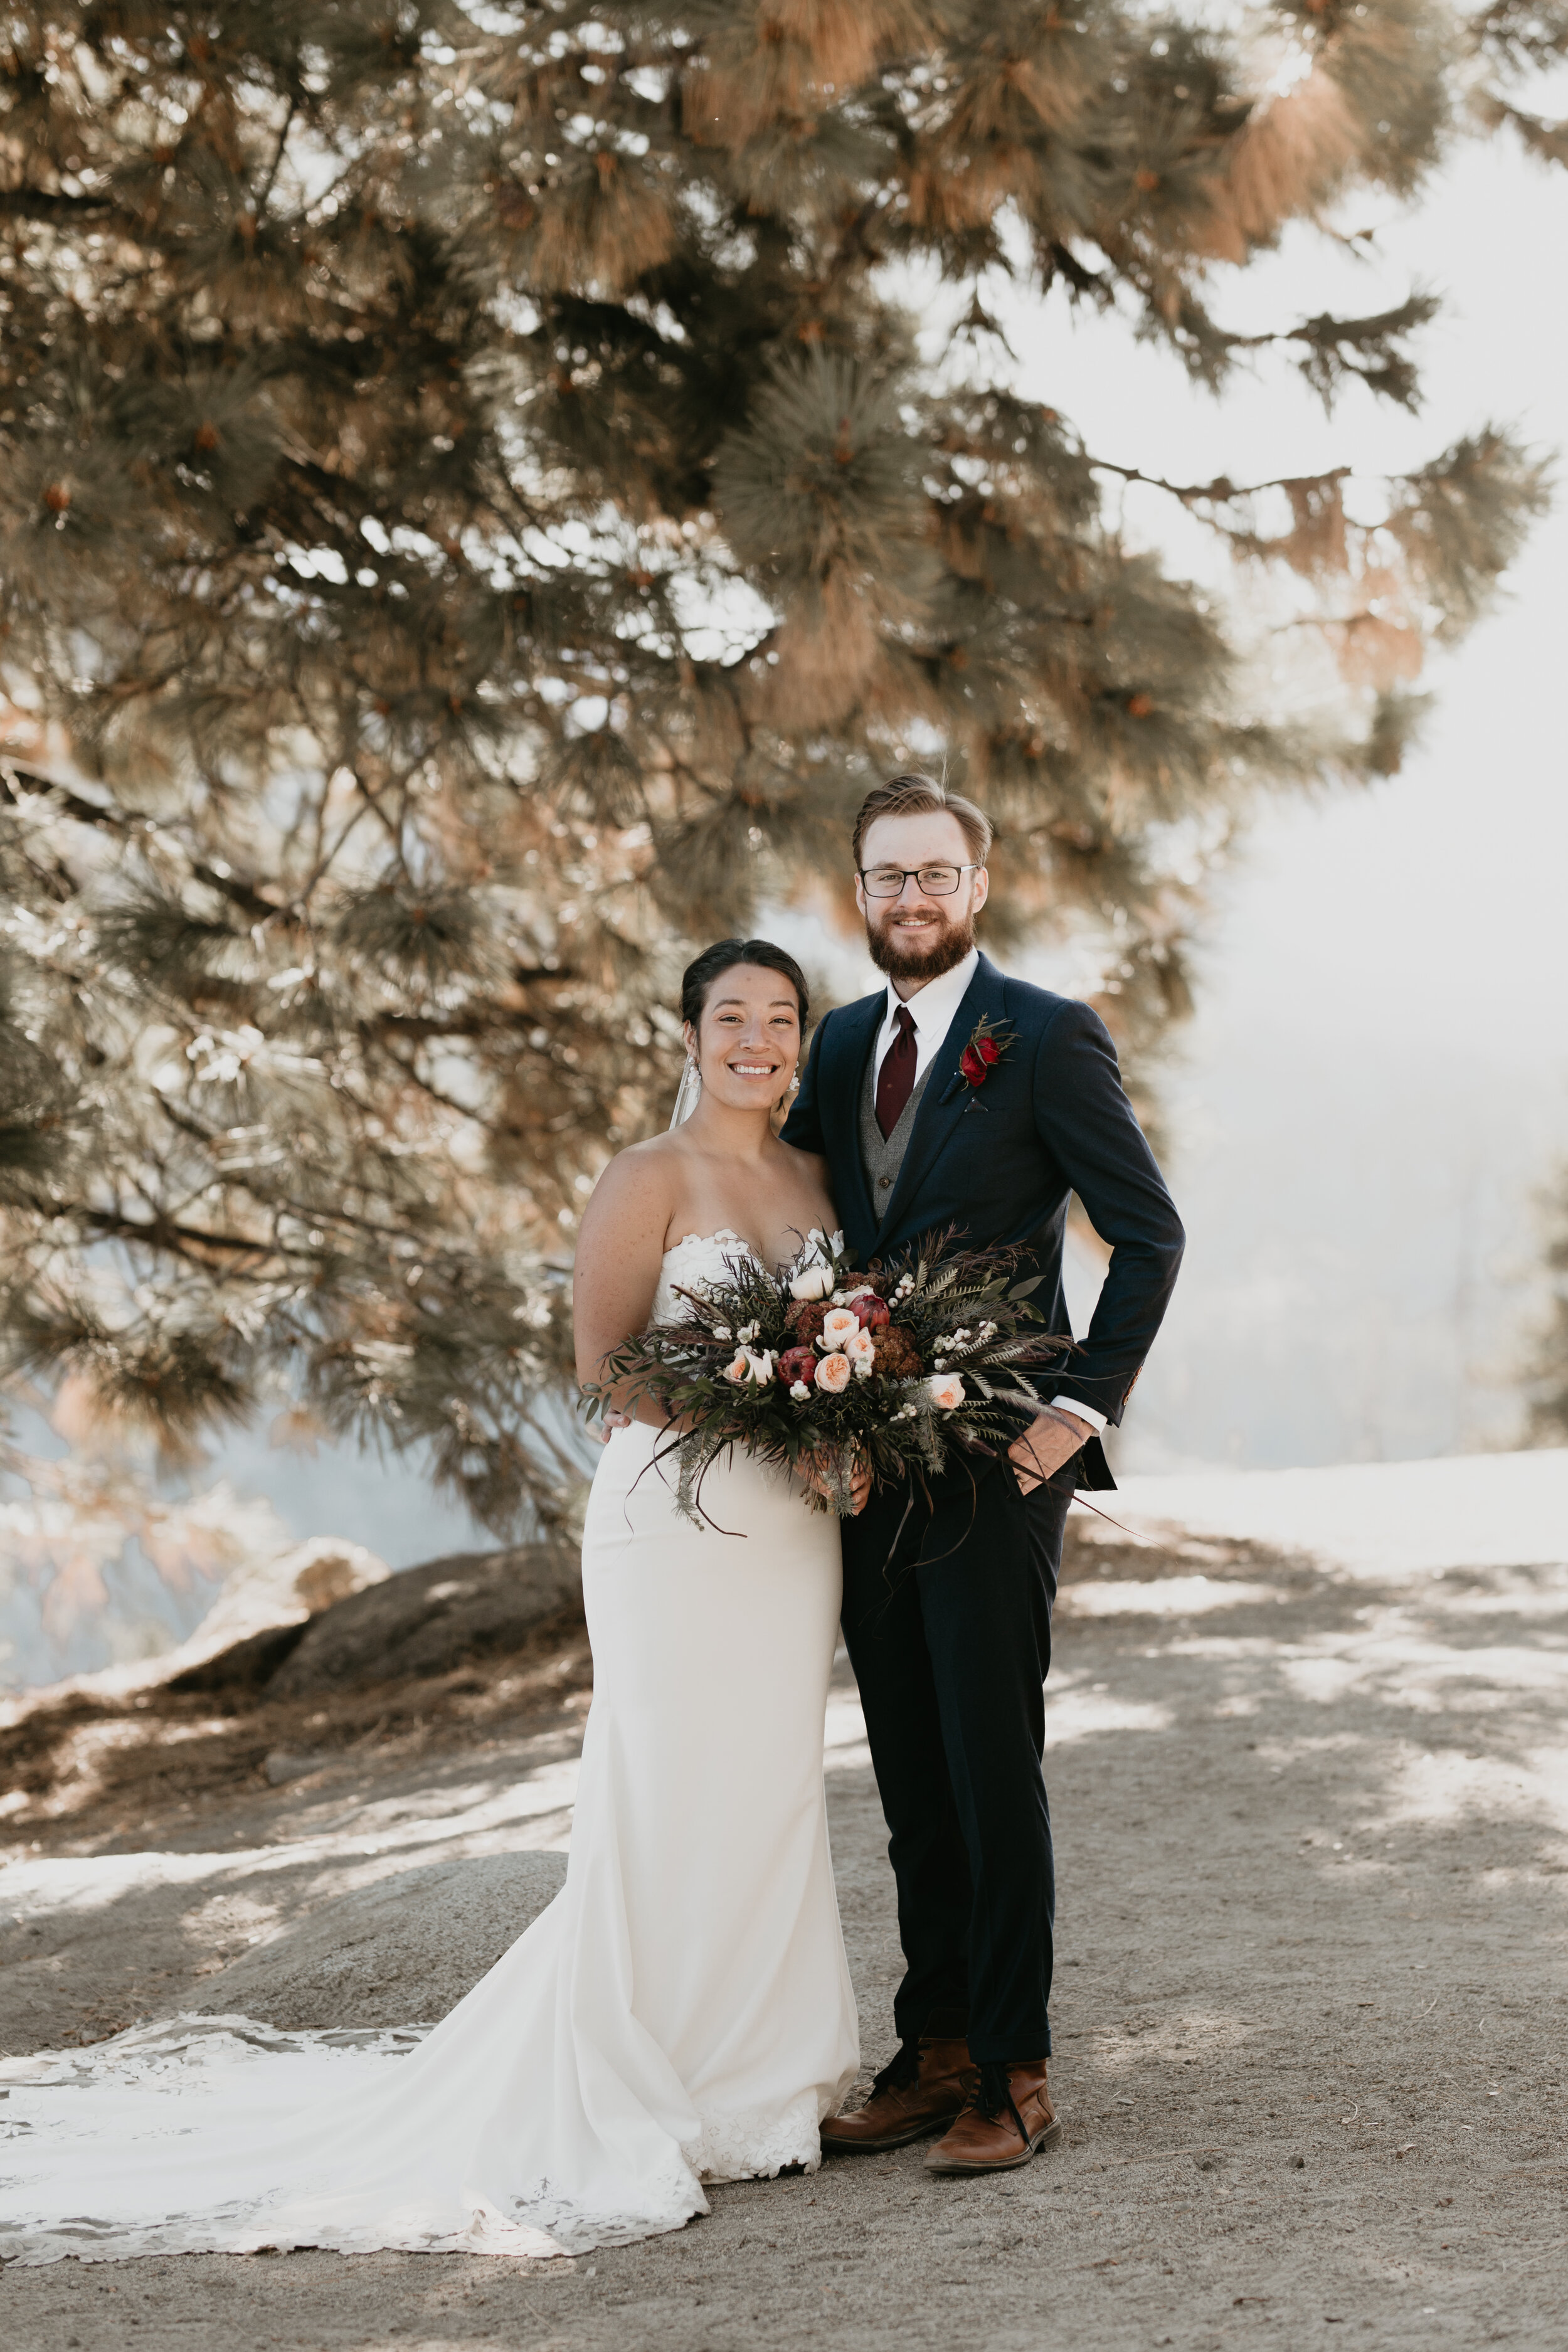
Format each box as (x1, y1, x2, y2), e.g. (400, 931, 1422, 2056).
(2, 1510, 1565, 2350)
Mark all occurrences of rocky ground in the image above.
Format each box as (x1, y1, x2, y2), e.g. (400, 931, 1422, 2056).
(2, 1465, 1565, 2350)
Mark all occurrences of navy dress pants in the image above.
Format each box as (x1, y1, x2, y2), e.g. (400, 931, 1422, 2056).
(840, 1452, 1074, 2065)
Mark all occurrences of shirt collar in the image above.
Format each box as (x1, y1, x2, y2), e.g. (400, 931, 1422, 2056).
(885, 945, 980, 1037)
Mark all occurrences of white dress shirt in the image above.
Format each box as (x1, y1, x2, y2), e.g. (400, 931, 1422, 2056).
(871, 948, 980, 1091)
(872, 948, 1108, 1437)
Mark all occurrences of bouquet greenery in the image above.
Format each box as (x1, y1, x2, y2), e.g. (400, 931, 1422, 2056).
(582, 1230, 1070, 1523)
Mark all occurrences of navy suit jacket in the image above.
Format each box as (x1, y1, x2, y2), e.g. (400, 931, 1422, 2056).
(780, 953, 1185, 1491)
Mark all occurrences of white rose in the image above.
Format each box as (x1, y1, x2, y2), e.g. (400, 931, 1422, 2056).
(723, 1351, 751, 1384)
(925, 1372, 965, 1411)
(788, 1263, 834, 1301)
(746, 1348, 776, 1385)
(820, 1307, 861, 1351)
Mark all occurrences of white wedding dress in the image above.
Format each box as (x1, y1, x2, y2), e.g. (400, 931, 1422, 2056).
(0, 1232, 859, 2265)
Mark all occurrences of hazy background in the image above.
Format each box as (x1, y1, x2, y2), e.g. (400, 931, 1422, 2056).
(1038, 134, 1568, 1473)
(5, 132, 1565, 1685)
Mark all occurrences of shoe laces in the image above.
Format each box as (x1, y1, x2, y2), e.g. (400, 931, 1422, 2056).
(973, 2061, 1030, 2146)
(975, 2061, 1012, 2119)
(871, 2039, 923, 2097)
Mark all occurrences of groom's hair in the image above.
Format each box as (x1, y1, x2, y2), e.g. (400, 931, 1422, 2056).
(852, 773, 993, 871)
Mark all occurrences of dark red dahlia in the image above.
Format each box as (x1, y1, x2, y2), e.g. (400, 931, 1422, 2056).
(787, 1300, 830, 1348)
(872, 1325, 923, 1377)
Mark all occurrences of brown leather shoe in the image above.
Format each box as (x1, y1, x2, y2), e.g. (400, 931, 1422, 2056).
(924, 2059, 1062, 2175)
(820, 2035, 978, 2154)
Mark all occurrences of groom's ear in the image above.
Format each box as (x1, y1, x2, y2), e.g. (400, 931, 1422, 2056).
(971, 866, 990, 914)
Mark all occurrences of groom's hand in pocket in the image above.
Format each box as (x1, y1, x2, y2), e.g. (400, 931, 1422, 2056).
(1009, 1406, 1093, 1495)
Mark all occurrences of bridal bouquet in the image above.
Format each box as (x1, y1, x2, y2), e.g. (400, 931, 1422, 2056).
(582, 1229, 1069, 1522)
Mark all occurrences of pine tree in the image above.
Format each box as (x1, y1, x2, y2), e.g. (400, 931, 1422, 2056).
(1526, 1168, 1568, 1444)
(0, 3, 1560, 1539)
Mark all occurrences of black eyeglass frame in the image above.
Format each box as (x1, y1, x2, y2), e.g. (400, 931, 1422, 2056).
(856, 862, 983, 899)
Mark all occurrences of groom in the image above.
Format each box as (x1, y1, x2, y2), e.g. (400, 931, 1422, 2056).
(781, 773, 1184, 2176)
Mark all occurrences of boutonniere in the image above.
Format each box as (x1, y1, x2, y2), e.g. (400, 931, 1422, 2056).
(958, 1014, 1014, 1108)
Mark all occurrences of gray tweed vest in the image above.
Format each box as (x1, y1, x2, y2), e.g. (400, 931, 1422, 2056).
(859, 1037, 936, 1213)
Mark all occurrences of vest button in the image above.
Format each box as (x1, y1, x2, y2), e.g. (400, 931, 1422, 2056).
(877, 1175, 891, 1188)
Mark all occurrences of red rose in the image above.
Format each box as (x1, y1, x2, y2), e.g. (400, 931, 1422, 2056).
(977, 1035, 1001, 1065)
(776, 1346, 817, 1388)
(851, 1293, 890, 1331)
(960, 1044, 985, 1086)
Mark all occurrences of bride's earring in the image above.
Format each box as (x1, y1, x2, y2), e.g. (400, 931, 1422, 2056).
(777, 1064, 800, 1113)
(669, 1052, 702, 1130)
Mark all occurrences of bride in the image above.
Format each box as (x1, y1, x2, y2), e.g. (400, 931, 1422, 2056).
(0, 938, 863, 2265)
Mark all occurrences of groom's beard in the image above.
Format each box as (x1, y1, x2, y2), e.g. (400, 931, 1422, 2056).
(865, 904, 977, 984)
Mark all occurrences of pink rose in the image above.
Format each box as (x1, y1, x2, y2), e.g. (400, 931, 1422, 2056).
(924, 1372, 965, 1411)
(815, 1350, 852, 1394)
(820, 1307, 861, 1352)
(723, 1351, 751, 1384)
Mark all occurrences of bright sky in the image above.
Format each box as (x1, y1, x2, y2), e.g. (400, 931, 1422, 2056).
(1023, 133, 1568, 1468)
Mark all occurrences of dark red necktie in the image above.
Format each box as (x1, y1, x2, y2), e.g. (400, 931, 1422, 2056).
(875, 1004, 918, 1140)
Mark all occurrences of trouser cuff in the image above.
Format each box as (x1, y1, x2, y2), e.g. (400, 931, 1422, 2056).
(965, 2029, 1051, 2065)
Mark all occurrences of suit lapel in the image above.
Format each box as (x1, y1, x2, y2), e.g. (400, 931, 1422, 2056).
(874, 954, 1007, 1249)
(820, 990, 882, 1244)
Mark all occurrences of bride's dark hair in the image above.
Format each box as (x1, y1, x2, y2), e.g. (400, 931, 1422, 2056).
(681, 939, 809, 1029)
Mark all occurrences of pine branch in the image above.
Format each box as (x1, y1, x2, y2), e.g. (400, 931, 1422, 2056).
(0, 0, 1554, 1532)
(1, 764, 283, 928)
(1086, 458, 1353, 511)
(1472, 91, 1568, 164)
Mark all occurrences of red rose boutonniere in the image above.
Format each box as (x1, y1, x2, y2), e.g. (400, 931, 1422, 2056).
(958, 1014, 1014, 1107)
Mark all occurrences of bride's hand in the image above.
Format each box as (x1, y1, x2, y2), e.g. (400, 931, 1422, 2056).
(800, 1453, 872, 1515)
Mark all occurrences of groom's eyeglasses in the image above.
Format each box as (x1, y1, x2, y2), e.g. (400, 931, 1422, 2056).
(858, 862, 980, 898)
